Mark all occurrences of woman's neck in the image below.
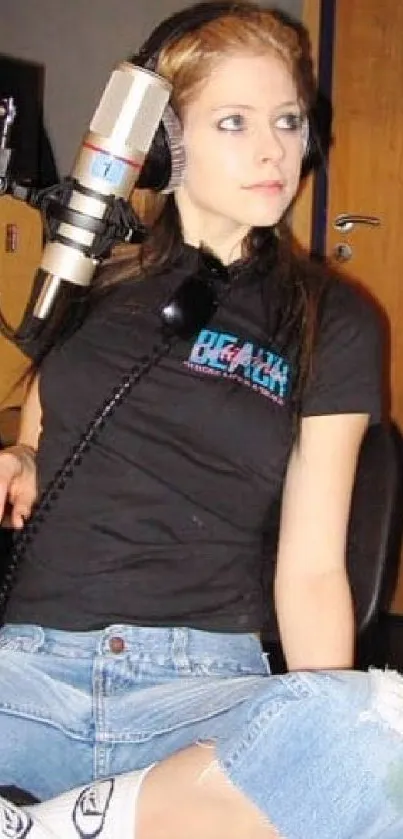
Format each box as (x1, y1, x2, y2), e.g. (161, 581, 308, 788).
(175, 190, 250, 265)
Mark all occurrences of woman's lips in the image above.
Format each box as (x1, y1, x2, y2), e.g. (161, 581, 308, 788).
(243, 180, 285, 193)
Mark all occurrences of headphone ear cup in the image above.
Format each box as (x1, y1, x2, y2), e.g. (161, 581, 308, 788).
(136, 106, 186, 193)
(136, 122, 172, 192)
(300, 115, 318, 179)
(160, 107, 186, 193)
(301, 115, 310, 159)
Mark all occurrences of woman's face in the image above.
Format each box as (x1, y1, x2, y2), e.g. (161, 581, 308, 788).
(176, 51, 305, 239)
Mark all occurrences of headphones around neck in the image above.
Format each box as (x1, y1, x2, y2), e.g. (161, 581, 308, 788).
(132, 1, 311, 194)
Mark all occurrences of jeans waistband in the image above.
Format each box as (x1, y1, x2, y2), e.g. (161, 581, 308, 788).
(0, 623, 264, 665)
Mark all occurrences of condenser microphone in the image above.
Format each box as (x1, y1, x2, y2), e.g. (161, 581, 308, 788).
(1, 62, 172, 347)
(34, 62, 171, 320)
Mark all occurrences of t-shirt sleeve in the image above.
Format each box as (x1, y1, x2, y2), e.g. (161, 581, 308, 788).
(302, 279, 385, 424)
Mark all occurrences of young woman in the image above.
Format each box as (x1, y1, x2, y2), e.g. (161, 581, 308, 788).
(0, 3, 402, 838)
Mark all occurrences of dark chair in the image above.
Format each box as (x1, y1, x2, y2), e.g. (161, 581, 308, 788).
(347, 422, 403, 634)
(0, 525, 12, 569)
(264, 422, 403, 672)
(349, 422, 403, 669)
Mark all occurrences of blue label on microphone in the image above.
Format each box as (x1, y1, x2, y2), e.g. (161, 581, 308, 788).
(91, 153, 126, 186)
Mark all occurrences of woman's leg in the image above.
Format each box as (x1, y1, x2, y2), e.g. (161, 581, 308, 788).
(2, 667, 403, 839)
(0, 712, 92, 800)
(118, 665, 403, 839)
(0, 748, 279, 839)
(213, 667, 403, 839)
(137, 744, 280, 839)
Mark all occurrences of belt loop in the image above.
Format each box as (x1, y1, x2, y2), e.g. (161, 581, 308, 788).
(172, 627, 190, 671)
(0, 623, 45, 652)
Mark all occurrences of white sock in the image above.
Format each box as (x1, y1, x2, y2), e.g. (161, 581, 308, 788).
(0, 766, 154, 839)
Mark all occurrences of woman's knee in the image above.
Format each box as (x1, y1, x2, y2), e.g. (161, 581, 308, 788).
(299, 666, 403, 735)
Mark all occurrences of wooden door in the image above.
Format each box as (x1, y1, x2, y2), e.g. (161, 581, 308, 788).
(294, 0, 403, 612)
(0, 196, 42, 410)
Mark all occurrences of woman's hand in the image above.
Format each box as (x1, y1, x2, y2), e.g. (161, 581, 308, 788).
(0, 444, 37, 529)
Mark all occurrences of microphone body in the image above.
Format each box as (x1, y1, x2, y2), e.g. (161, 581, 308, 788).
(29, 62, 172, 322)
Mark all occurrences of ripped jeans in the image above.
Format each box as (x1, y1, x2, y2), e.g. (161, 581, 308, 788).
(0, 623, 402, 839)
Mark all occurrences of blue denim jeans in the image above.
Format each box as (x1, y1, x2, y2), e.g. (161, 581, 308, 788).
(0, 623, 402, 839)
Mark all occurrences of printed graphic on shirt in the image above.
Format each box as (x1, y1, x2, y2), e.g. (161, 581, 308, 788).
(185, 328, 290, 404)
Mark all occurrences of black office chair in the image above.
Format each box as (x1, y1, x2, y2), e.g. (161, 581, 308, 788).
(347, 422, 403, 632)
(348, 422, 403, 669)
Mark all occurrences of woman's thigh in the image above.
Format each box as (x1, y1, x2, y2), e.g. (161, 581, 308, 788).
(108, 666, 403, 839)
(0, 713, 93, 801)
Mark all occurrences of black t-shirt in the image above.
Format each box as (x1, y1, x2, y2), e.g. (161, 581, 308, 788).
(4, 245, 384, 632)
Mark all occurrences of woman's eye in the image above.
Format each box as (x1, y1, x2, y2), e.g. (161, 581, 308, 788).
(217, 114, 246, 132)
(275, 113, 304, 132)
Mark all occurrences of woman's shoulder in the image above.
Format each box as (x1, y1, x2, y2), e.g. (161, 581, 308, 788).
(317, 269, 385, 353)
(321, 267, 380, 313)
(289, 242, 383, 342)
(300, 263, 385, 424)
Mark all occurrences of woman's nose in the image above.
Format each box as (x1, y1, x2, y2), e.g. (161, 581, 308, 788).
(254, 127, 285, 164)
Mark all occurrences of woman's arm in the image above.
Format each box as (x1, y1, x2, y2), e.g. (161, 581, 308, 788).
(16, 373, 42, 450)
(0, 373, 42, 527)
(274, 412, 369, 671)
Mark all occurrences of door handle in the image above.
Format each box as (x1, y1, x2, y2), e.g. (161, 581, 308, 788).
(333, 213, 381, 233)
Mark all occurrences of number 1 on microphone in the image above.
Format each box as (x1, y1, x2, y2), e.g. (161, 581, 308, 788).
(91, 152, 126, 187)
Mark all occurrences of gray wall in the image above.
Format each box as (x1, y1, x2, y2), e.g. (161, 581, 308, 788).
(1, 0, 302, 175)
